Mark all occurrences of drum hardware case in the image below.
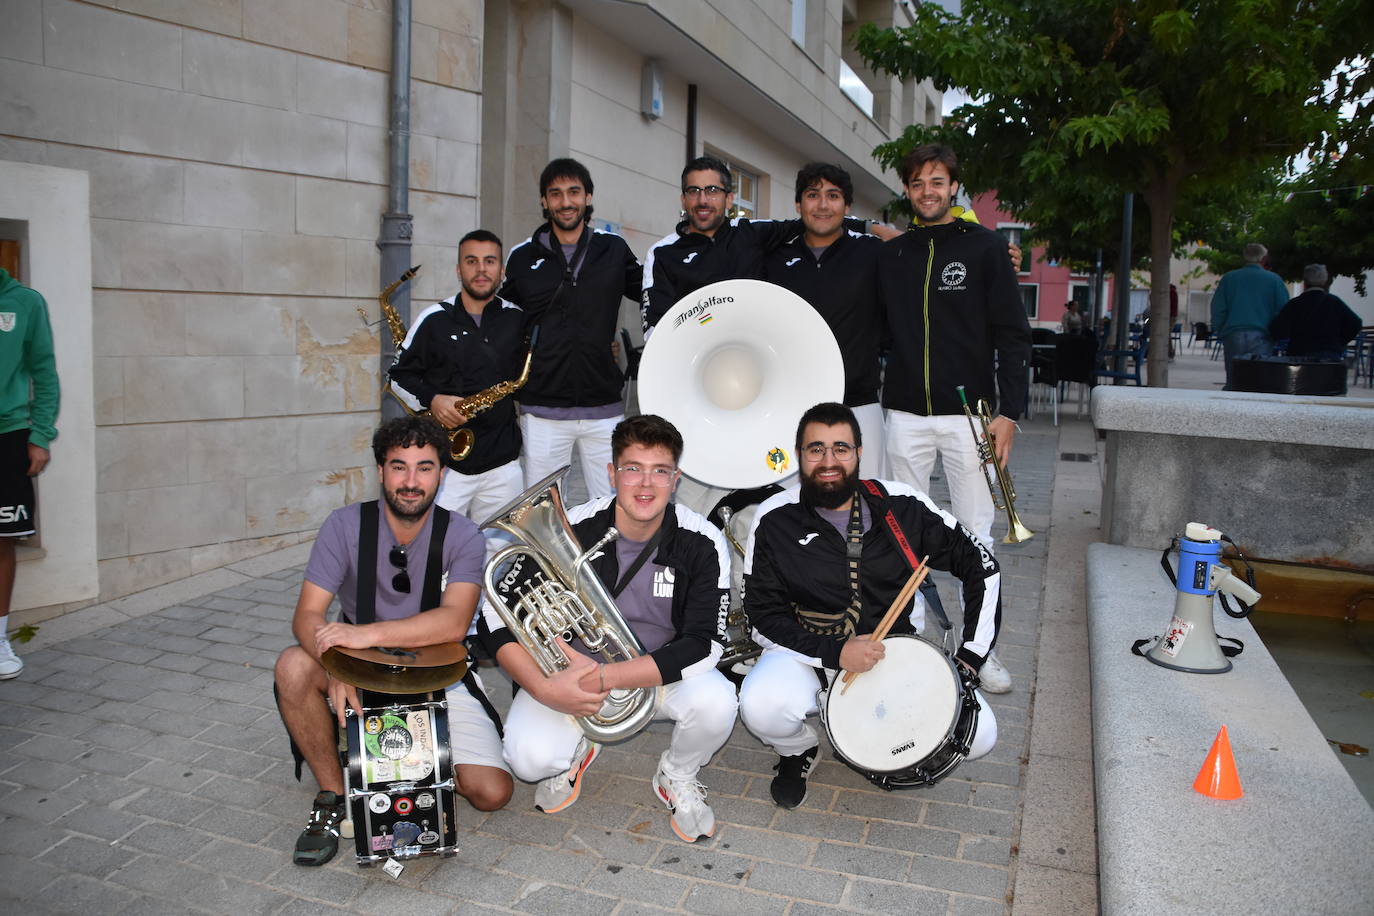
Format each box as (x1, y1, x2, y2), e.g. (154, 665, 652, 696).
(342, 691, 458, 865)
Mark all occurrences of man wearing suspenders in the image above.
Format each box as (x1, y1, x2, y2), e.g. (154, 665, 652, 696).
(273, 417, 512, 866)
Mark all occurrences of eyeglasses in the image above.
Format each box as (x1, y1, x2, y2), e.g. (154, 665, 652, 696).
(389, 544, 410, 594)
(682, 185, 728, 198)
(802, 442, 856, 462)
(615, 465, 678, 487)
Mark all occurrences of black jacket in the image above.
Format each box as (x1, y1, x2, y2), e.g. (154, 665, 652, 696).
(483, 499, 731, 683)
(1269, 288, 1364, 357)
(388, 294, 526, 474)
(878, 220, 1031, 419)
(641, 216, 868, 332)
(500, 225, 640, 408)
(743, 480, 1001, 671)
(762, 229, 885, 407)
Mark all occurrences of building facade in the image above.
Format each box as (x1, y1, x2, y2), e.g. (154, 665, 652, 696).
(0, 0, 938, 620)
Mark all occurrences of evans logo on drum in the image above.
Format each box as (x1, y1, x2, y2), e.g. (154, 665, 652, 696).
(673, 294, 734, 329)
(890, 739, 917, 756)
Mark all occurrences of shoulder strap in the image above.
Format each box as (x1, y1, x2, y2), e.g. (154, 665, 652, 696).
(355, 500, 380, 625)
(420, 508, 450, 611)
(612, 525, 664, 598)
(861, 480, 952, 632)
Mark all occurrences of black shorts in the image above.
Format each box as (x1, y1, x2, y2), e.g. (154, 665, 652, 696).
(0, 429, 36, 537)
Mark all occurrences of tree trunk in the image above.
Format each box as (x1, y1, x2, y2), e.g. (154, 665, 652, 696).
(1144, 171, 1180, 387)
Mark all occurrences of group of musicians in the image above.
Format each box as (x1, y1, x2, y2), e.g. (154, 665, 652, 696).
(274, 146, 1030, 865)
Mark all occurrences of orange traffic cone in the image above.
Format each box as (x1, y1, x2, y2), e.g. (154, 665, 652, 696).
(1193, 725, 1243, 800)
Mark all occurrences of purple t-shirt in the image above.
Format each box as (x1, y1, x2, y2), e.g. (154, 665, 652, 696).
(611, 534, 676, 653)
(815, 499, 872, 538)
(304, 502, 485, 623)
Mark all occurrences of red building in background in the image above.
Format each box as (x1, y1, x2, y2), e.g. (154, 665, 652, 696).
(969, 191, 1096, 331)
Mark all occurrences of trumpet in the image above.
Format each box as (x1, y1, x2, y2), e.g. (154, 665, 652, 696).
(363, 265, 534, 462)
(956, 385, 1034, 544)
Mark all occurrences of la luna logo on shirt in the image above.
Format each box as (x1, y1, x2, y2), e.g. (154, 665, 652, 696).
(652, 568, 675, 598)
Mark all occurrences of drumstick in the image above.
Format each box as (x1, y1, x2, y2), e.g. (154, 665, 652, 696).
(840, 556, 931, 694)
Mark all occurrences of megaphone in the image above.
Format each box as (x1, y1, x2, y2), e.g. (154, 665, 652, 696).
(638, 279, 844, 489)
(1144, 523, 1261, 674)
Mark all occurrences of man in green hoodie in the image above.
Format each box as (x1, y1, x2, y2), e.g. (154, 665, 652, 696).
(0, 267, 60, 679)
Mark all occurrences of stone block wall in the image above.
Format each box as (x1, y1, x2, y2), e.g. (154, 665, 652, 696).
(0, 0, 483, 608)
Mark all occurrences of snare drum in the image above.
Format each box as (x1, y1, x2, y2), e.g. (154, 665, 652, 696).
(819, 634, 979, 790)
(342, 690, 459, 865)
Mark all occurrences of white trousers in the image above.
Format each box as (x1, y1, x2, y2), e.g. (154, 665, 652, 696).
(738, 648, 997, 761)
(436, 459, 524, 526)
(503, 666, 739, 783)
(884, 410, 995, 548)
(520, 414, 621, 500)
(852, 401, 888, 481)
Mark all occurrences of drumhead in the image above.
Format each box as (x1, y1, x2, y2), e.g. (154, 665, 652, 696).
(823, 635, 961, 773)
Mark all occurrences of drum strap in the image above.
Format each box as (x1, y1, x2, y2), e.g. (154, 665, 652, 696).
(861, 480, 952, 632)
(355, 501, 451, 624)
(611, 527, 664, 599)
(796, 494, 863, 638)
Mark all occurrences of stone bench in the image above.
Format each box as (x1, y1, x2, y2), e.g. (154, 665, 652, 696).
(1086, 542, 1374, 913)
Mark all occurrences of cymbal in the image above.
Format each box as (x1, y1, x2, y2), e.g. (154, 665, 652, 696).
(321, 642, 469, 694)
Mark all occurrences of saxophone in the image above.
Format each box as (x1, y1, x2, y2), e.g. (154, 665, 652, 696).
(363, 265, 535, 462)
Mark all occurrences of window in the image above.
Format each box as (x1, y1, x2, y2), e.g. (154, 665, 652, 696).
(1070, 283, 1092, 310)
(838, 59, 874, 117)
(712, 157, 759, 220)
(1019, 283, 1039, 319)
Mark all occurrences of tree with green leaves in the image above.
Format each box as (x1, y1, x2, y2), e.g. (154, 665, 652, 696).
(856, 1, 1371, 386)
(1196, 157, 1374, 294)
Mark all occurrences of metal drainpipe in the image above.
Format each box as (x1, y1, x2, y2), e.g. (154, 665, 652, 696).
(377, 0, 413, 418)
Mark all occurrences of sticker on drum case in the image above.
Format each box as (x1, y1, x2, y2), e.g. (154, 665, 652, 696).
(394, 796, 413, 815)
(766, 447, 789, 473)
(417, 820, 439, 845)
(415, 792, 436, 810)
(391, 821, 421, 847)
(364, 716, 384, 735)
(397, 710, 435, 781)
(368, 793, 392, 814)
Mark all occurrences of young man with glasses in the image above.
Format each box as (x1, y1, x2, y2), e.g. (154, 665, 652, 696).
(738, 402, 1002, 808)
(273, 416, 513, 866)
(640, 156, 895, 333)
(500, 159, 643, 498)
(483, 414, 737, 843)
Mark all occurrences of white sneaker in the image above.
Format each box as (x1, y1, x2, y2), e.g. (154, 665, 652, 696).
(979, 651, 1012, 694)
(0, 638, 22, 679)
(652, 754, 715, 842)
(534, 737, 600, 813)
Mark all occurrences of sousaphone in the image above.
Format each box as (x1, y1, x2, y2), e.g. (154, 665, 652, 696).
(638, 279, 845, 489)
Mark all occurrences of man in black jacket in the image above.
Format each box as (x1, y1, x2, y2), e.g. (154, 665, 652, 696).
(763, 163, 888, 479)
(877, 145, 1030, 693)
(1269, 263, 1364, 361)
(390, 229, 527, 525)
(500, 159, 641, 498)
(483, 415, 737, 843)
(738, 403, 1001, 808)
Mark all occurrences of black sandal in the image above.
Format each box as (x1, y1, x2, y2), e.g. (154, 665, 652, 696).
(293, 791, 345, 866)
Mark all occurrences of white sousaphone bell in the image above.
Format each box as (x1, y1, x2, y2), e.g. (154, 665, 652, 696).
(637, 279, 845, 490)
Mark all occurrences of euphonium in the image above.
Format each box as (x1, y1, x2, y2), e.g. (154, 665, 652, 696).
(956, 385, 1034, 545)
(481, 467, 663, 743)
(362, 265, 535, 462)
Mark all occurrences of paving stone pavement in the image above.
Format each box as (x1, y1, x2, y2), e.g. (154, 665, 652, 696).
(0, 418, 1062, 915)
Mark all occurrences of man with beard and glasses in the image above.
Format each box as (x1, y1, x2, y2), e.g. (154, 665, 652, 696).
(500, 159, 642, 498)
(273, 417, 513, 866)
(391, 229, 528, 526)
(876, 144, 1031, 694)
(737, 402, 1002, 809)
(640, 156, 898, 334)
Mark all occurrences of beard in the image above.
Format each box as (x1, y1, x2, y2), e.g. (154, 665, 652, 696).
(383, 484, 436, 523)
(800, 464, 859, 510)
